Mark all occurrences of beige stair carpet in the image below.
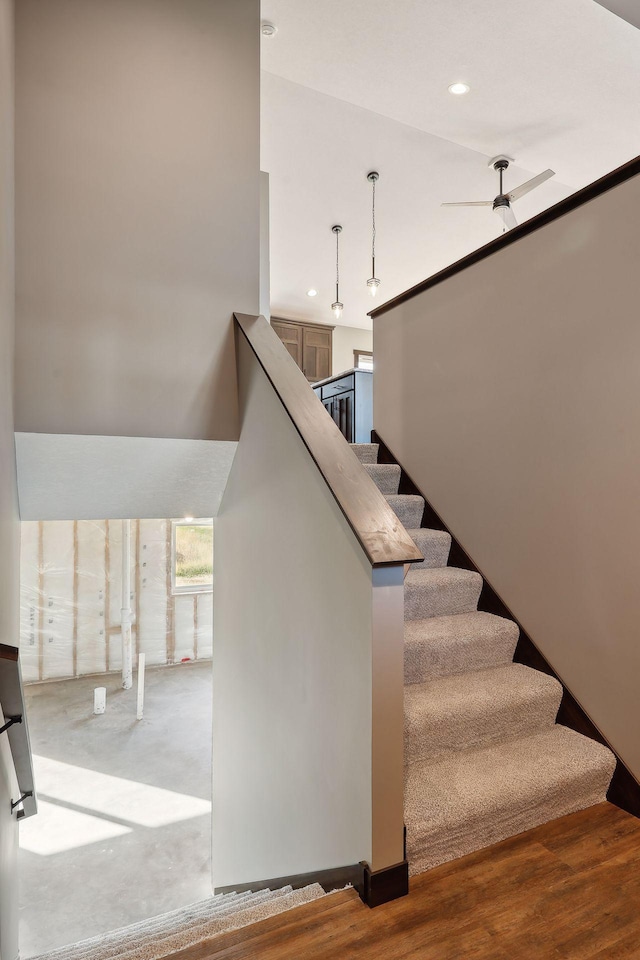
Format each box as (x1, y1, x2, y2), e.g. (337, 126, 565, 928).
(29, 885, 326, 960)
(351, 442, 616, 876)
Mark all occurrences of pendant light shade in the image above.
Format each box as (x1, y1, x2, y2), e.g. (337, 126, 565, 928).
(367, 171, 380, 297)
(331, 224, 343, 320)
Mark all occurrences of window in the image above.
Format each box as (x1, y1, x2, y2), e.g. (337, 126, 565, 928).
(171, 520, 213, 594)
(354, 349, 373, 371)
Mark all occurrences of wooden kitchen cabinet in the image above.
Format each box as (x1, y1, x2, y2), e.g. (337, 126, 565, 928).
(271, 317, 334, 382)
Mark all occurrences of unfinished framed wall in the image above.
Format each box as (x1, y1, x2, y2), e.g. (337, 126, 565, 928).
(19, 520, 213, 683)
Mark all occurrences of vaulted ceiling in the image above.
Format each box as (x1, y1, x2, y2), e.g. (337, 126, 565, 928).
(261, 0, 640, 328)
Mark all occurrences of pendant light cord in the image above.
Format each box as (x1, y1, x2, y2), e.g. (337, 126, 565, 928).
(371, 176, 376, 276)
(336, 228, 340, 301)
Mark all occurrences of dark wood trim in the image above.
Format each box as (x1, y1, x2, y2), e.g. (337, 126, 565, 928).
(373, 430, 640, 819)
(215, 862, 365, 900)
(363, 860, 409, 908)
(370, 153, 640, 319)
(0, 644, 19, 662)
(234, 314, 422, 568)
(215, 858, 408, 909)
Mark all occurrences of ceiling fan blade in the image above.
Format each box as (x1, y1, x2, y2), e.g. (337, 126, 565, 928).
(441, 201, 494, 207)
(507, 169, 555, 202)
(495, 203, 518, 230)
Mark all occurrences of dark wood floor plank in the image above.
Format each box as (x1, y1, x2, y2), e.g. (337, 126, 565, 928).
(182, 803, 640, 960)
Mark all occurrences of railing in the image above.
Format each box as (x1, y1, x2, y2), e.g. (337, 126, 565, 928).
(234, 312, 422, 567)
(0, 644, 37, 819)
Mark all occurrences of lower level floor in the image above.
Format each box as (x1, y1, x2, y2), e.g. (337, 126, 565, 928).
(19, 661, 212, 957)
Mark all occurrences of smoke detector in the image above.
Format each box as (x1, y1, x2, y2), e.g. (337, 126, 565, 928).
(261, 21, 277, 37)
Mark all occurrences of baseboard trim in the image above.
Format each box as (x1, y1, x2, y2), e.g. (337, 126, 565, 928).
(215, 862, 365, 900)
(372, 429, 640, 820)
(363, 859, 409, 908)
(215, 857, 409, 908)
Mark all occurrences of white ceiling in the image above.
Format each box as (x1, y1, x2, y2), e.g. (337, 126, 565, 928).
(261, 0, 640, 329)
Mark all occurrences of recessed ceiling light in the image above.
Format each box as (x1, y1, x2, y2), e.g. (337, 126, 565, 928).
(261, 21, 277, 37)
(307, 288, 318, 297)
(448, 82, 470, 96)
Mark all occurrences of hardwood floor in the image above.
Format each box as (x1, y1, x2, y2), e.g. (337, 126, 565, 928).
(174, 803, 640, 959)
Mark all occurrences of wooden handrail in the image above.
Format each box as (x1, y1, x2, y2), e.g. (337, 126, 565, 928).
(0, 645, 37, 819)
(234, 313, 423, 568)
(370, 153, 640, 319)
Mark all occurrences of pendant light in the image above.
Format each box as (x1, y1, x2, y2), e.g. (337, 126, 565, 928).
(331, 224, 343, 320)
(367, 171, 380, 297)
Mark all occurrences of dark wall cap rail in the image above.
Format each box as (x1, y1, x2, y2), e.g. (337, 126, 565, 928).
(0, 645, 37, 819)
(370, 152, 640, 319)
(234, 313, 422, 568)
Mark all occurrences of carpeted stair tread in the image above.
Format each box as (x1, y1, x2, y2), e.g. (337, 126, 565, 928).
(404, 567, 483, 620)
(405, 725, 616, 875)
(406, 528, 452, 569)
(385, 494, 425, 529)
(112, 885, 325, 960)
(404, 663, 563, 763)
(31, 885, 326, 960)
(350, 443, 379, 463)
(35, 894, 259, 960)
(362, 463, 401, 495)
(404, 612, 520, 683)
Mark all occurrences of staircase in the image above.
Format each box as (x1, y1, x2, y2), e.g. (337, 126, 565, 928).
(30, 885, 326, 960)
(352, 442, 616, 876)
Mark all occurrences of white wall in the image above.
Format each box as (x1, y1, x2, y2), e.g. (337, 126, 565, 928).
(332, 324, 373, 376)
(374, 167, 640, 781)
(15, 434, 236, 521)
(212, 331, 404, 887)
(20, 520, 213, 683)
(0, 1, 20, 956)
(14, 0, 260, 441)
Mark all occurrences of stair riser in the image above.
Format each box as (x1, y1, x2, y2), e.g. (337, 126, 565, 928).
(388, 500, 424, 529)
(407, 765, 614, 875)
(363, 464, 401, 495)
(408, 531, 452, 569)
(404, 578, 481, 620)
(404, 685, 562, 764)
(404, 630, 518, 684)
(351, 444, 379, 464)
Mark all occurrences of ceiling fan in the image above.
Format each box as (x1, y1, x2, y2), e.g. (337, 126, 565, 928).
(442, 156, 555, 231)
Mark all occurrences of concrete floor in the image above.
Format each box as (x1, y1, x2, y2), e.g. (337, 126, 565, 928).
(19, 661, 213, 957)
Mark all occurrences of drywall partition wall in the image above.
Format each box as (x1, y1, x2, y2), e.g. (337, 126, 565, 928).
(213, 332, 405, 886)
(332, 324, 373, 375)
(374, 167, 640, 780)
(14, 0, 259, 440)
(19, 520, 213, 683)
(15, 434, 237, 521)
(0, 2, 20, 958)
